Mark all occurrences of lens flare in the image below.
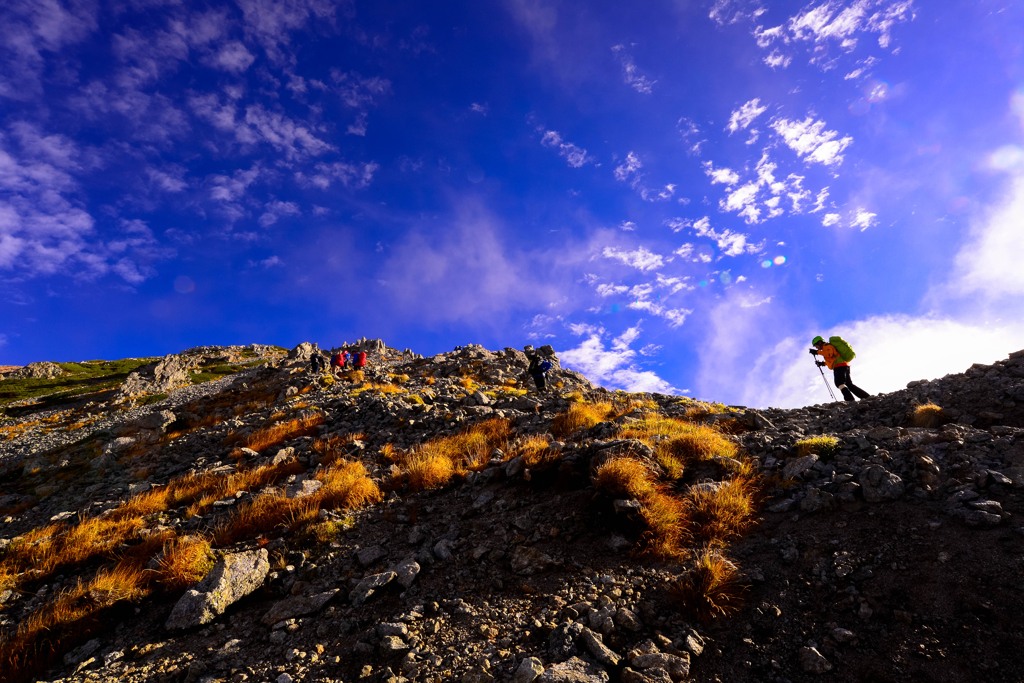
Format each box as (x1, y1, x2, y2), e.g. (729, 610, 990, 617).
(848, 98, 870, 116)
(773, 255, 786, 265)
(174, 275, 195, 293)
(720, 271, 732, 284)
(610, 303, 621, 313)
(698, 279, 708, 287)
(990, 145, 1024, 171)
(864, 79, 890, 103)
(761, 260, 772, 268)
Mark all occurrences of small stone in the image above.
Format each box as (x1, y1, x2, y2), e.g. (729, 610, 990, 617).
(798, 646, 833, 674)
(548, 621, 584, 662)
(357, 545, 386, 566)
(615, 607, 642, 632)
(831, 627, 856, 644)
(579, 627, 621, 667)
(277, 674, 293, 683)
(350, 571, 396, 606)
(782, 455, 818, 480)
(512, 657, 544, 683)
(536, 656, 609, 682)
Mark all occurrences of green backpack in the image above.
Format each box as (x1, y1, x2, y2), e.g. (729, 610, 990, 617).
(829, 336, 856, 362)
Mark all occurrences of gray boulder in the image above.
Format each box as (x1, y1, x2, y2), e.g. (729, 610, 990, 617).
(260, 590, 338, 625)
(350, 571, 395, 606)
(512, 657, 545, 683)
(548, 621, 584, 662)
(782, 455, 818, 480)
(537, 657, 609, 682)
(858, 466, 904, 503)
(165, 549, 269, 630)
(288, 342, 321, 361)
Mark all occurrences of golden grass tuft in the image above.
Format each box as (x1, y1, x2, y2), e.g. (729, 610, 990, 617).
(215, 461, 381, 545)
(391, 418, 512, 490)
(242, 412, 325, 452)
(594, 458, 657, 499)
(0, 562, 148, 683)
(593, 457, 691, 559)
(668, 548, 747, 623)
(154, 536, 214, 591)
(685, 478, 758, 544)
(793, 435, 840, 459)
(551, 401, 616, 438)
(911, 402, 945, 429)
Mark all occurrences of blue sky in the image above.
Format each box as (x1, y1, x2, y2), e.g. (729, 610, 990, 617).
(3, 0, 1024, 407)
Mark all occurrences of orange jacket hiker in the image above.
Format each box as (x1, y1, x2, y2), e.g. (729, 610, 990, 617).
(814, 343, 847, 370)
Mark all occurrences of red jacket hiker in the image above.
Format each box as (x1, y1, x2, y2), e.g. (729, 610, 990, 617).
(354, 351, 367, 369)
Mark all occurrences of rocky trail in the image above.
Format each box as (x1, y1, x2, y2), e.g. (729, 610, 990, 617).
(0, 341, 1022, 683)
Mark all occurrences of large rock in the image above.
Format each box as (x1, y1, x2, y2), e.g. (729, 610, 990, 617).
(4, 361, 66, 379)
(858, 466, 904, 503)
(165, 549, 269, 630)
(118, 355, 193, 399)
(782, 455, 818, 480)
(580, 627, 621, 667)
(288, 342, 321, 361)
(536, 657, 609, 682)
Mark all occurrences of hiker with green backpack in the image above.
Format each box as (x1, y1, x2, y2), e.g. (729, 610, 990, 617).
(810, 335, 870, 402)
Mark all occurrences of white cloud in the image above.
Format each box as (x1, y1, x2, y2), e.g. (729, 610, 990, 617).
(614, 152, 642, 181)
(763, 50, 792, 69)
(822, 213, 841, 226)
(727, 98, 768, 133)
(209, 40, 256, 73)
(297, 160, 379, 190)
(771, 116, 853, 166)
(947, 174, 1024, 300)
(470, 103, 488, 115)
(568, 322, 604, 336)
(258, 200, 300, 227)
(237, 0, 338, 62)
(686, 216, 764, 256)
(702, 161, 739, 186)
(619, 221, 637, 231)
(243, 104, 335, 158)
(602, 246, 664, 272)
(611, 45, 656, 94)
(560, 327, 678, 393)
(851, 209, 877, 230)
(596, 283, 629, 297)
(541, 130, 593, 167)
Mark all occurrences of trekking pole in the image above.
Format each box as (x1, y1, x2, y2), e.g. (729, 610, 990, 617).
(810, 351, 837, 402)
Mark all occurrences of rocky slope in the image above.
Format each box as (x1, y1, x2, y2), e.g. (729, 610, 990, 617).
(0, 341, 1022, 683)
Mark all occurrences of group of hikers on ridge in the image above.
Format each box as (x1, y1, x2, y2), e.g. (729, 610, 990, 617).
(810, 334, 870, 402)
(307, 343, 555, 394)
(308, 348, 367, 376)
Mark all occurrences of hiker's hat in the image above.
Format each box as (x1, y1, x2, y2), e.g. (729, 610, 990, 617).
(811, 335, 824, 345)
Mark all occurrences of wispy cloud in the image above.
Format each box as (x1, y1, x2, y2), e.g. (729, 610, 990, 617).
(727, 98, 768, 133)
(561, 324, 678, 393)
(771, 116, 853, 166)
(611, 44, 656, 94)
(602, 245, 664, 272)
(540, 130, 593, 167)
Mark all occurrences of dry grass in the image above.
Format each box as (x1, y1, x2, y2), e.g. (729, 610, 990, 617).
(215, 461, 381, 545)
(240, 412, 325, 452)
(551, 402, 616, 438)
(392, 418, 512, 490)
(593, 457, 690, 559)
(793, 435, 840, 459)
(311, 432, 365, 468)
(1, 563, 148, 682)
(154, 536, 215, 591)
(911, 403, 945, 429)
(685, 478, 758, 545)
(668, 548, 747, 623)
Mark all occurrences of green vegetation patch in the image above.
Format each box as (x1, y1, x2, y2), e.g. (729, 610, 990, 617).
(794, 435, 841, 460)
(0, 358, 156, 414)
(189, 359, 267, 385)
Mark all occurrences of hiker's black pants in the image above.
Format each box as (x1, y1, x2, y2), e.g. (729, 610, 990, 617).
(834, 365, 869, 401)
(532, 373, 546, 392)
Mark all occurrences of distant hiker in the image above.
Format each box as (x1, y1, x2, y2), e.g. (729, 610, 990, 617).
(330, 351, 344, 373)
(341, 349, 352, 370)
(526, 351, 553, 393)
(810, 335, 870, 402)
(353, 351, 368, 370)
(309, 352, 326, 375)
